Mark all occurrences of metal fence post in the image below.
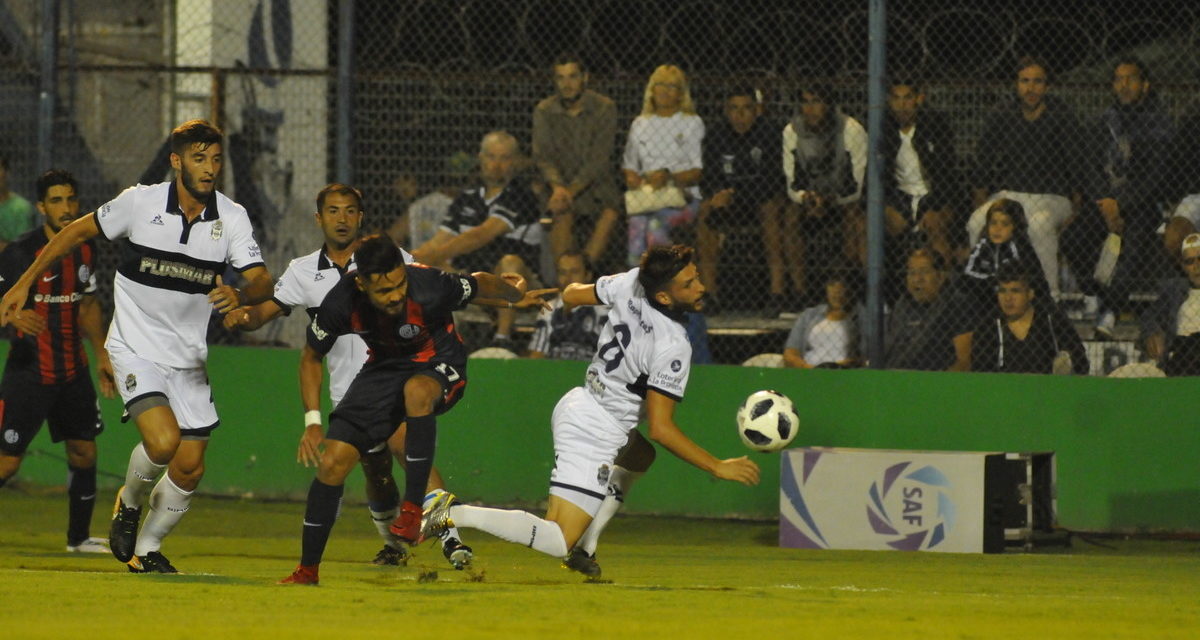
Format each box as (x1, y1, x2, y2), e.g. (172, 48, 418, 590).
(38, 0, 60, 172)
(865, 0, 887, 368)
(335, 0, 355, 184)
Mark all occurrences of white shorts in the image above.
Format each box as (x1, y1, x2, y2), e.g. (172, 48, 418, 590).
(109, 343, 219, 435)
(548, 387, 631, 516)
(1172, 194, 1200, 227)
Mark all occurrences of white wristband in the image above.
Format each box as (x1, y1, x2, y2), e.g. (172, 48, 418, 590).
(304, 410, 321, 427)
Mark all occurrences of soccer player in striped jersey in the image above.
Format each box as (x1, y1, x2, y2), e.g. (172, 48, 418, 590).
(0, 169, 116, 553)
(0, 120, 274, 573)
(224, 183, 474, 569)
(420, 245, 760, 577)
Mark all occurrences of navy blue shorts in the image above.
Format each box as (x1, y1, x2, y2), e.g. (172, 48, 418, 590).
(0, 370, 104, 456)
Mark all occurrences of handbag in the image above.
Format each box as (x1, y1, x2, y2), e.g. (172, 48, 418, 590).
(624, 184, 687, 216)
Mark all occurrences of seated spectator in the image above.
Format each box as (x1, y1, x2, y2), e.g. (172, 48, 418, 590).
(413, 131, 544, 349)
(961, 198, 1049, 315)
(781, 83, 867, 300)
(1164, 103, 1200, 258)
(884, 247, 975, 372)
(0, 155, 35, 252)
(783, 275, 863, 369)
(696, 85, 785, 314)
(387, 152, 475, 250)
(970, 266, 1088, 375)
(528, 251, 609, 360)
(967, 57, 1086, 298)
(1140, 233, 1200, 376)
(621, 64, 704, 267)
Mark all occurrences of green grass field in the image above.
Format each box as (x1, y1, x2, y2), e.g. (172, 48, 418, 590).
(1, 489, 1197, 639)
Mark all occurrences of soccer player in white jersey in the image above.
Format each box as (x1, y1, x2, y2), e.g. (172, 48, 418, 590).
(0, 120, 274, 573)
(223, 183, 474, 569)
(421, 245, 760, 573)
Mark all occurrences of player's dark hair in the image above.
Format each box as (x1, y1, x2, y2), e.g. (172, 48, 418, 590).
(799, 82, 836, 106)
(986, 198, 1028, 231)
(639, 244, 694, 296)
(355, 235, 405, 278)
(35, 169, 77, 202)
(995, 264, 1032, 288)
(170, 119, 224, 156)
(724, 84, 762, 104)
(552, 52, 587, 74)
(316, 183, 364, 212)
(887, 74, 923, 93)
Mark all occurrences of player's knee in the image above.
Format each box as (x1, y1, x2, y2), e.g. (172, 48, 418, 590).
(0, 454, 22, 480)
(142, 433, 180, 464)
(64, 441, 96, 468)
(402, 380, 439, 416)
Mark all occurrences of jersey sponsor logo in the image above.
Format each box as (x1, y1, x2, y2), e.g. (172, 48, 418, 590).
(100, 203, 112, 218)
(33, 291, 84, 304)
(125, 373, 137, 392)
(650, 371, 684, 389)
(41, 273, 59, 282)
(397, 323, 421, 339)
(247, 243, 261, 257)
(78, 264, 91, 283)
(3, 429, 18, 444)
(150, 214, 164, 225)
(138, 257, 216, 286)
(210, 220, 224, 240)
(309, 317, 329, 341)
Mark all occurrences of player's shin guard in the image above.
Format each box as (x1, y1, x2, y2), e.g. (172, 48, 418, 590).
(66, 465, 98, 545)
(449, 505, 568, 557)
(134, 474, 192, 556)
(301, 479, 344, 566)
(578, 466, 642, 555)
(368, 502, 404, 549)
(122, 443, 165, 509)
(402, 414, 436, 507)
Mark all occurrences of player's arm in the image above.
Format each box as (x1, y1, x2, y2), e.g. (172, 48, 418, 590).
(223, 298, 286, 331)
(560, 282, 601, 314)
(209, 265, 273, 314)
(79, 294, 116, 398)
(414, 217, 510, 266)
(297, 343, 326, 468)
(472, 271, 526, 304)
(645, 390, 759, 486)
(0, 214, 100, 326)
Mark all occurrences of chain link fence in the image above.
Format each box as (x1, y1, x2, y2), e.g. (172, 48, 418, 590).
(4, 0, 1200, 374)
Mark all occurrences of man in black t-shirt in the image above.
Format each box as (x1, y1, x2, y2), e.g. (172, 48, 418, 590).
(280, 236, 526, 585)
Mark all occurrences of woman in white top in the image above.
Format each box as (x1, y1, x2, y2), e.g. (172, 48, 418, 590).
(621, 65, 705, 266)
(783, 275, 863, 369)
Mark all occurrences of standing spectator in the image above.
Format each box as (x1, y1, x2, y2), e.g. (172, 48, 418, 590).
(884, 247, 975, 372)
(0, 156, 36, 251)
(1140, 233, 1200, 375)
(528, 250, 609, 360)
(533, 53, 621, 272)
(782, 275, 863, 369)
(970, 266, 1088, 375)
(696, 85, 785, 314)
(413, 131, 545, 350)
(781, 83, 867, 297)
(1062, 57, 1173, 338)
(968, 56, 1086, 298)
(621, 64, 704, 267)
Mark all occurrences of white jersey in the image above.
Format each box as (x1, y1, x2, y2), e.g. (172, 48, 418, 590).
(583, 269, 692, 431)
(272, 244, 413, 405)
(95, 182, 264, 368)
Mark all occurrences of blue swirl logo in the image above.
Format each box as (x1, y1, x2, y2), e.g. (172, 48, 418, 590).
(866, 462, 955, 551)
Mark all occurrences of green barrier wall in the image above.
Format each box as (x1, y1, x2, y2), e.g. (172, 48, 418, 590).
(8, 345, 1199, 532)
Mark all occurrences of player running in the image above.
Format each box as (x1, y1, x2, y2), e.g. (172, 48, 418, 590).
(0, 169, 116, 553)
(0, 120, 273, 573)
(420, 245, 760, 574)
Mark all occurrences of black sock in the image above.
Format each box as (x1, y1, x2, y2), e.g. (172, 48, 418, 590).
(300, 478, 344, 566)
(67, 465, 97, 545)
(402, 414, 437, 506)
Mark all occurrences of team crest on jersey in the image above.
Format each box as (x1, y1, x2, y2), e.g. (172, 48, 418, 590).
(210, 220, 224, 240)
(397, 324, 421, 339)
(670, 359, 682, 372)
(3, 429, 18, 445)
(125, 373, 137, 392)
(597, 463, 610, 486)
(78, 264, 91, 283)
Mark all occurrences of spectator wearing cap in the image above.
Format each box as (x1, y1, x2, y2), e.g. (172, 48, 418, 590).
(1140, 233, 1200, 375)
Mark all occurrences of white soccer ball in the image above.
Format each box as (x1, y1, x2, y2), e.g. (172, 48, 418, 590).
(736, 389, 799, 453)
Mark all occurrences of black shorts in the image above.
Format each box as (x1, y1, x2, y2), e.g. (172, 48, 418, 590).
(326, 360, 467, 455)
(456, 237, 541, 279)
(0, 370, 104, 456)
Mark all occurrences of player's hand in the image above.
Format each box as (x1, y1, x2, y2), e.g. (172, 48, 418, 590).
(7, 307, 46, 335)
(514, 287, 558, 311)
(297, 423, 325, 467)
(499, 272, 529, 299)
(713, 456, 761, 486)
(208, 275, 243, 314)
(711, 188, 735, 209)
(95, 349, 117, 398)
(0, 283, 31, 328)
(223, 306, 252, 330)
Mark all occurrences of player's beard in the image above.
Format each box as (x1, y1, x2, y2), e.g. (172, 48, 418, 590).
(180, 166, 213, 203)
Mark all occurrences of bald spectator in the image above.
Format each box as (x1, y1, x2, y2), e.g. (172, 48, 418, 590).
(1141, 233, 1200, 376)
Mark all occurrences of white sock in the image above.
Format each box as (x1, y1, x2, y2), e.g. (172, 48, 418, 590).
(578, 466, 642, 555)
(423, 489, 465, 544)
(449, 505, 567, 557)
(369, 506, 405, 550)
(122, 443, 166, 509)
(134, 474, 192, 556)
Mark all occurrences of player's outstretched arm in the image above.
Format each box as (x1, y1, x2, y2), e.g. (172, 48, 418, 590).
(0, 213, 100, 326)
(645, 389, 760, 486)
(561, 282, 601, 314)
(297, 343, 326, 467)
(223, 299, 285, 331)
(472, 271, 525, 304)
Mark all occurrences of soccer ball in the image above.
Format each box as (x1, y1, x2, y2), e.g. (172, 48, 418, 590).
(736, 390, 799, 453)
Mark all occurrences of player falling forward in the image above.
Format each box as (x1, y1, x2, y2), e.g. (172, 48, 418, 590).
(0, 120, 273, 573)
(0, 169, 116, 553)
(420, 245, 760, 576)
(224, 183, 473, 569)
(279, 236, 530, 585)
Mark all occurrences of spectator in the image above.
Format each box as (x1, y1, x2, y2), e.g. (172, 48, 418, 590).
(961, 198, 1050, 314)
(533, 53, 622, 272)
(0, 156, 36, 251)
(412, 131, 544, 349)
(387, 152, 475, 250)
(781, 83, 867, 297)
(1063, 57, 1173, 339)
(621, 64, 704, 267)
(1164, 106, 1200, 258)
(696, 85, 785, 314)
(884, 247, 975, 372)
(528, 251, 609, 360)
(782, 275, 863, 369)
(970, 266, 1088, 375)
(967, 56, 1086, 298)
(1140, 233, 1200, 375)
